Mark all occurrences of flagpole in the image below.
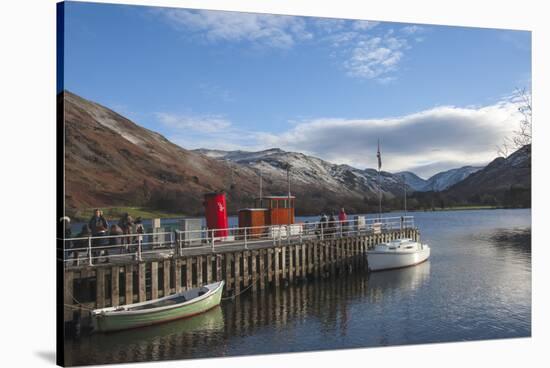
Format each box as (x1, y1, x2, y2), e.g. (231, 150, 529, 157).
(377, 139, 381, 220)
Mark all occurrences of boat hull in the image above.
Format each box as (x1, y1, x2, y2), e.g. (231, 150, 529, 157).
(92, 281, 224, 333)
(367, 247, 430, 271)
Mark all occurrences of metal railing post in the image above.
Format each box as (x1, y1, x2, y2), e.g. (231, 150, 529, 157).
(211, 229, 215, 251)
(244, 227, 248, 249)
(287, 225, 291, 245)
(137, 236, 143, 261)
(88, 236, 93, 266)
(321, 223, 324, 240)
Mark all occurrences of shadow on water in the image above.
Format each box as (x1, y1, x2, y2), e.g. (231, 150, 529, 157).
(488, 228, 531, 254)
(65, 265, 433, 366)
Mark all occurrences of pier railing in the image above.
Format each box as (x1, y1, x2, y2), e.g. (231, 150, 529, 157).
(60, 215, 415, 267)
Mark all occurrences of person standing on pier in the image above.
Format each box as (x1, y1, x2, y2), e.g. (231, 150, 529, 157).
(328, 212, 337, 238)
(118, 212, 134, 250)
(89, 208, 109, 260)
(338, 208, 348, 235)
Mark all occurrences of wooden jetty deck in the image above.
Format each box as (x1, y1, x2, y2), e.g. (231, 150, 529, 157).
(62, 226, 420, 329)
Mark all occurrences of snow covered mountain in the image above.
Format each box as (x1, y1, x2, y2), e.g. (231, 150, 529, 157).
(397, 171, 427, 191)
(398, 166, 483, 192)
(194, 148, 409, 199)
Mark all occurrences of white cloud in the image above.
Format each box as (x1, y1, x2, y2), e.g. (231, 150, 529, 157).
(155, 112, 232, 133)
(343, 36, 408, 80)
(252, 101, 522, 177)
(401, 25, 424, 35)
(154, 8, 423, 82)
(352, 20, 379, 31)
(157, 99, 523, 177)
(156, 9, 311, 49)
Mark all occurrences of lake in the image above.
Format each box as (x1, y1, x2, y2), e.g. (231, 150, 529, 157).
(64, 208, 531, 366)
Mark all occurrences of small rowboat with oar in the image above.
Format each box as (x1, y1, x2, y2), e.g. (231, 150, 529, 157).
(91, 281, 225, 333)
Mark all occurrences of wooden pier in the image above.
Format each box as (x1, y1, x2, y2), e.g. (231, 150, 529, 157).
(63, 228, 419, 329)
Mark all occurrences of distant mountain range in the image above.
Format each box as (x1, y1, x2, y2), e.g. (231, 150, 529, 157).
(398, 166, 483, 192)
(444, 144, 530, 204)
(62, 90, 530, 217)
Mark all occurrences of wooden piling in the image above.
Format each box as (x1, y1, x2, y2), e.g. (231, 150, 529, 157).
(124, 264, 133, 305)
(151, 262, 158, 300)
(138, 263, 146, 302)
(96, 268, 106, 308)
(111, 266, 119, 307)
(163, 260, 170, 297)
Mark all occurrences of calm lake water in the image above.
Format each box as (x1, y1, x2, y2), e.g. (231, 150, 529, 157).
(64, 208, 531, 366)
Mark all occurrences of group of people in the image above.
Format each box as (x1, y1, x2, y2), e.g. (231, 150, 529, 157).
(62, 209, 146, 264)
(317, 207, 349, 238)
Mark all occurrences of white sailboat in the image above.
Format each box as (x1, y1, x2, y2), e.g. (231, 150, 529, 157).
(366, 140, 431, 271)
(367, 238, 430, 271)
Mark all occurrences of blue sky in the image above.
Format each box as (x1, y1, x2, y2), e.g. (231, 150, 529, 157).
(63, 1, 531, 178)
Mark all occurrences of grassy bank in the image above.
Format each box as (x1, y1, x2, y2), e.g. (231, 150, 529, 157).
(405, 205, 501, 212)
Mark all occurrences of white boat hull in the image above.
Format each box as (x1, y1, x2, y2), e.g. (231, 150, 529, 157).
(367, 240, 430, 271)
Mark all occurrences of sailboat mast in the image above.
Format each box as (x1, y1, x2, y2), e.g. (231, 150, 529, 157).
(403, 175, 407, 216)
(378, 169, 381, 219)
(377, 139, 382, 220)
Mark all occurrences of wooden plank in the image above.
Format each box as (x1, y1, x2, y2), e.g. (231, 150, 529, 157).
(138, 263, 146, 302)
(175, 259, 182, 292)
(330, 240, 335, 276)
(313, 242, 319, 278)
(225, 253, 232, 291)
(302, 242, 307, 278)
(295, 244, 300, 276)
(96, 268, 106, 308)
(250, 251, 258, 291)
(110, 266, 119, 307)
(186, 259, 193, 290)
(125, 264, 133, 304)
(64, 271, 74, 322)
(196, 256, 203, 288)
(288, 245, 294, 282)
(259, 249, 265, 290)
(234, 253, 240, 294)
(243, 251, 249, 288)
(215, 254, 222, 281)
(267, 249, 272, 283)
(274, 248, 280, 287)
(151, 262, 159, 300)
(281, 246, 286, 282)
(163, 260, 170, 297)
(206, 255, 212, 284)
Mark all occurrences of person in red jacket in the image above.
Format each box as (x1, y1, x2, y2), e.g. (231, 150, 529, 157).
(338, 208, 348, 235)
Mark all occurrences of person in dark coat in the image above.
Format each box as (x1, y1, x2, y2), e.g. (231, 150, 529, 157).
(88, 208, 109, 261)
(107, 224, 124, 261)
(89, 208, 109, 235)
(328, 212, 337, 238)
(318, 213, 328, 239)
(118, 212, 134, 246)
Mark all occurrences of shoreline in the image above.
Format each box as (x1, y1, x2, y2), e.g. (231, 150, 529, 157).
(67, 205, 530, 223)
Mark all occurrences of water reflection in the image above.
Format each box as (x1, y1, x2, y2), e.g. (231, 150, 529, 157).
(65, 306, 224, 366)
(65, 210, 531, 366)
(368, 261, 431, 293)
